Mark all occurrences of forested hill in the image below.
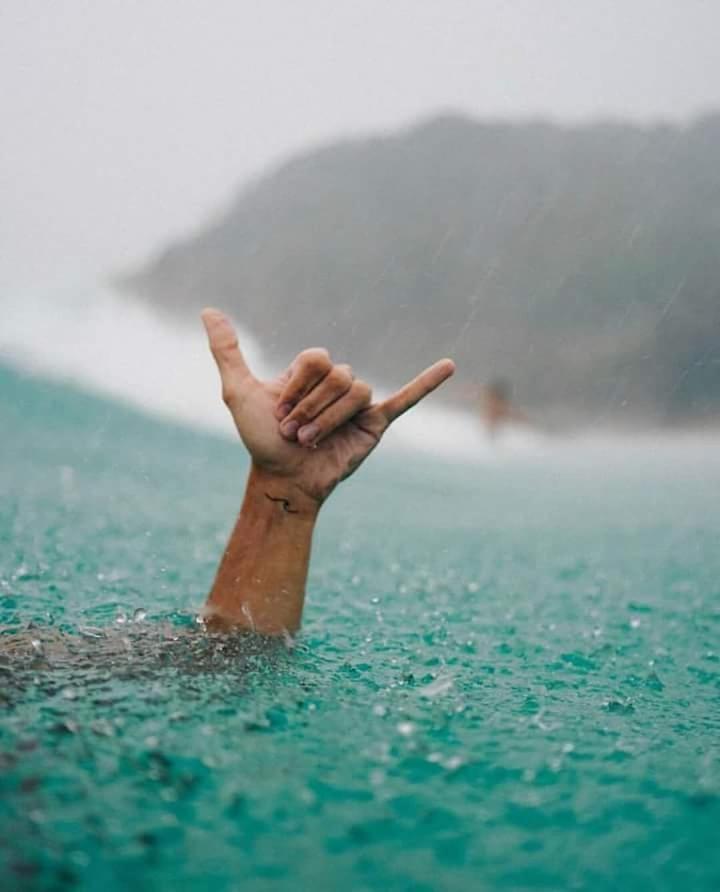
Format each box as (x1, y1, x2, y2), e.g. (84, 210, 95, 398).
(122, 113, 720, 427)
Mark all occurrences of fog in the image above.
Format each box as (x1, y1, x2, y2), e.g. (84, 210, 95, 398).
(2, 0, 720, 292)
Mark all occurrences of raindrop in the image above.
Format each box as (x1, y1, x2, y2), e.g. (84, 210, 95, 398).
(372, 704, 388, 717)
(115, 611, 128, 625)
(61, 686, 78, 700)
(629, 618, 641, 629)
(132, 607, 147, 623)
(396, 721, 416, 736)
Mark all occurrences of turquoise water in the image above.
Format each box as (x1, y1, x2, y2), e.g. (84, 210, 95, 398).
(1, 363, 719, 891)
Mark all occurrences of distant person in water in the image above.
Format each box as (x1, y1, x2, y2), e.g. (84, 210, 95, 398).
(200, 309, 455, 636)
(479, 378, 529, 437)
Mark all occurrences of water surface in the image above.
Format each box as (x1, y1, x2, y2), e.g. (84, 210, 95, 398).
(1, 364, 719, 891)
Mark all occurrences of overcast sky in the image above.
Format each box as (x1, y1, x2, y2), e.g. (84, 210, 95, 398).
(2, 0, 719, 293)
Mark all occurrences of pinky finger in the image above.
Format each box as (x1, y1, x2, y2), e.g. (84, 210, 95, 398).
(379, 359, 456, 425)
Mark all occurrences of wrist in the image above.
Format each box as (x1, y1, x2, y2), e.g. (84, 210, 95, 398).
(246, 464, 322, 522)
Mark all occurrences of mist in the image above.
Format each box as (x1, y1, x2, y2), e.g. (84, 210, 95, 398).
(3, 0, 720, 292)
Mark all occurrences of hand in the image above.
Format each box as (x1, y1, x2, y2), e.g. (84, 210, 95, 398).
(201, 308, 455, 505)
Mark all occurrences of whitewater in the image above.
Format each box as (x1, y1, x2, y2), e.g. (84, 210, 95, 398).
(1, 285, 718, 470)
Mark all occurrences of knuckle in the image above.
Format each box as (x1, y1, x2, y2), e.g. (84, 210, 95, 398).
(353, 380, 372, 404)
(289, 405, 310, 425)
(338, 364, 355, 387)
(221, 384, 237, 406)
(299, 348, 331, 375)
(329, 365, 353, 391)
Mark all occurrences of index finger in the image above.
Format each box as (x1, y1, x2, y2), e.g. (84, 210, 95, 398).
(378, 358, 456, 425)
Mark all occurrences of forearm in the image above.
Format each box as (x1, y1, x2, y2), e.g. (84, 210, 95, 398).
(204, 464, 320, 634)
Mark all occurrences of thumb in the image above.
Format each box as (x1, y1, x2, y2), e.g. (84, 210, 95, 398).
(201, 307, 255, 403)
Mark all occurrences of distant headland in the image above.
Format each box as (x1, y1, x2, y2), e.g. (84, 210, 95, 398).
(120, 112, 720, 429)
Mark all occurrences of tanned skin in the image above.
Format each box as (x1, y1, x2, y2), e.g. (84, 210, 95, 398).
(201, 308, 455, 635)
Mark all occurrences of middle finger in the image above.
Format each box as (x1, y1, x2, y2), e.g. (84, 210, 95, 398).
(279, 364, 354, 440)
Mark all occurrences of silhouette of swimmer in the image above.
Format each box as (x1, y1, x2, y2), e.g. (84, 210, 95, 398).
(479, 378, 529, 437)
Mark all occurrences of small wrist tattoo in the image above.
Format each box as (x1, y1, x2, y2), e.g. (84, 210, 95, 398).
(265, 493, 299, 514)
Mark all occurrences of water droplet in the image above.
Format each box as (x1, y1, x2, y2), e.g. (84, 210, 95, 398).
(240, 603, 256, 632)
(299, 787, 316, 805)
(55, 719, 78, 735)
(70, 850, 90, 868)
(370, 596, 380, 605)
(604, 698, 635, 715)
(418, 675, 454, 698)
(396, 721, 416, 737)
(629, 618, 641, 629)
(132, 607, 147, 623)
(372, 704, 387, 717)
(61, 686, 78, 700)
(78, 626, 105, 639)
(90, 719, 115, 737)
(30, 638, 44, 657)
(445, 755, 464, 771)
(115, 611, 128, 625)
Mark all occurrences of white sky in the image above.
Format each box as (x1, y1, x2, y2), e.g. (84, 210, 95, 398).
(2, 0, 719, 293)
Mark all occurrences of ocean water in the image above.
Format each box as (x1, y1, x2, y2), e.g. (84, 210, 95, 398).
(2, 360, 720, 892)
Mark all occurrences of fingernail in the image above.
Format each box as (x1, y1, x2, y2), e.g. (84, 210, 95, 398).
(281, 420, 299, 439)
(298, 423, 319, 446)
(276, 402, 292, 420)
